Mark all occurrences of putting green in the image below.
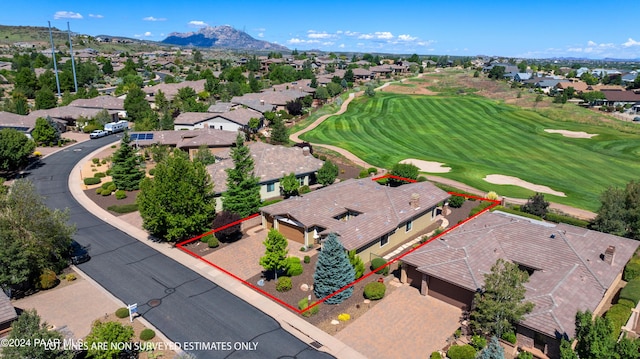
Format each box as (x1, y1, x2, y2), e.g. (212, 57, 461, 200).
(301, 92, 640, 211)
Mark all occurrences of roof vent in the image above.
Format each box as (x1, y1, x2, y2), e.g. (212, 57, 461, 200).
(550, 234, 555, 239)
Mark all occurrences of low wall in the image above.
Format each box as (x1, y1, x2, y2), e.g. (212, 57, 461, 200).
(241, 215, 262, 232)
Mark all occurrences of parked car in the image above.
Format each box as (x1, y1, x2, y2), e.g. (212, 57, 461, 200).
(633, 117, 640, 122)
(89, 129, 108, 139)
(70, 241, 90, 265)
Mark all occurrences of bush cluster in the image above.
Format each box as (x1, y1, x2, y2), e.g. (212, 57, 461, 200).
(470, 335, 487, 350)
(363, 282, 386, 300)
(208, 235, 219, 248)
(115, 190, 127, 200)
(446, 344, 476, 359)
(39, 269, 58, 290)
(276, 276, 292, 292)
(298, 297, 319, 317)
(501, 331, 517, 344)
(115, 307, 129, 318)
(286, 257, 303, 276)
(95, 172, 106, 178)
(544, 212, 590, 228)
(620, 278, 640, 305)
(370, 257, 388, 275)
(430, 352, 442, 359)
(303, 255, 311, 264)
(624, 258, 640, 281)
(139, 328, 155, 341)
(84, 177, 101, 185)
(605, 303, 632, 339)
(298, 185, 311, 194)
(448, 196, 465, 208)
(107, 204, 139, 214)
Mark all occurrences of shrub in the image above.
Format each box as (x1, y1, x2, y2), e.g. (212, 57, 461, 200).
(107, 203, 139, 214)
(367, 167, 378, 175)
(111, 145, 117, 149)
(624, 259, 640, 281)
(620, 278, 640, 305)
(115, 190, 127, 200)
(106, 169, 112, 176)
(107, 184, 116, 192)
(417, 176, 428, 182)
(84, 177, 101, 185)
(338, 313, 350, 321)
(148, 168, 156, 176)
(606, 303, 632, 339)
(115, 307, 129, 318)
(286, 257, 303, 276)
(447, 344, 476, 359)
(276, 276, 292, 292)
(212, 211, 242, 242)
(299, 185, 311, 194)
(66, 273, 76, 281)
(448, 196, 465, 208)
(101, 159, 107, 165)
(208, 235, 219, 248)
(545, 212, 590, 228)
(486, 191, 499, 200)
(95, 172, 106, 178)
(371, 257, 388, 275)
(319, 155, 327, 161)
(363, 282, 386, 300)
(139, 328, 155, 341)
(298, 297, 319, 317)
(358, 169, 369, 178)
(201, 234, 212, 242)
(33, 151, 42, 157)
(83, 124, 100, 133)
(517, 352, 534, 359)
(501, 331, 517, 344)
(430, 352, 442, 359)
(96, 188, 103, 195)
(101, 188, 111, 196)
(304, 255, 310, 264)
(39, 269, 58, 290)
(470, 201, 494, 217)
(92, 158, 100, 164)
(470, 335, 487, 350)
(618, 298, 636, 309)
(101, 181, 114, 190)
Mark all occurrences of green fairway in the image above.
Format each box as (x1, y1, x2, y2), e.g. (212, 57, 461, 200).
(300, 92, 640, 211)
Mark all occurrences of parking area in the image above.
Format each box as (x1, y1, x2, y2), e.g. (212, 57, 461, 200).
(335, 285, 462, 359)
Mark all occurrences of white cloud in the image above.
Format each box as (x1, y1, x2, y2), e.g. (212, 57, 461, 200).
(54, 11, 83, 19)
(307, 31, 333, 39)
(623, 38, 640, 47)
(143, 16, 166, 21)
(144, 31, 152, 37)
(374, 32, 393, 39)
(339, 44, 345, 48)
(343, 31, 359, 37)
(358, 34, 374, 40)
(587, 40, 597, 47)
(398, 34, 417, 41)
(88, 14, 103, 19)
(287, 38, 319, 44)
(322, 41, 334, 46)
(188, 20, 209, 28)
(257, 33, 264, 38)
(134, 31, 154, 38)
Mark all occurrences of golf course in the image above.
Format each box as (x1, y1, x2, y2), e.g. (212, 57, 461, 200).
(300, 91, 640, 211)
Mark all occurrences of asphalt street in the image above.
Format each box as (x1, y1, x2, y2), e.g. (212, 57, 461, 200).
(26, 135, 333, 359)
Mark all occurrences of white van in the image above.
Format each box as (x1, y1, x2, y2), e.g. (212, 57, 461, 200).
(104, 120, 129, 134)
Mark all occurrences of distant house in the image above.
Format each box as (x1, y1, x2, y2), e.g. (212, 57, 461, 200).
(231, 89, 310, 112)
(128, 128, 238, 160)
(207, 142, 323, 211)
(261, 179, 449, 260)
(0, 290, 17, 333)
(600, 89, 640, 107)
(69, 96, 127, 118)
(0, 111, 38, 137)
(174, 108, 264, 132)
(555, 80, 589, 94)
(30, 106, 119, 130)
(352, 68, 374, 81)
(402, 211, 639, 359)
(144, 79, 207, 101)
(514, 73, 532, 82)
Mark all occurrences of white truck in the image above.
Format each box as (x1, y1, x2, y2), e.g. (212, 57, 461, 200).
(104, 120, 129, 134)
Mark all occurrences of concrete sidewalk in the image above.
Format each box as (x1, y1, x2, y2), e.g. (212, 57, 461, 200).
(68, 143, 366, 359)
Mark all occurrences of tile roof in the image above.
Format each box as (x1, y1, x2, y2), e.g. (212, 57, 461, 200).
(601, 89, 640, 102)
(129, 128, 238, 148)
(144, 79, 207, 100)
(261, 179, 450, 251)
(0, 111, 36, 131)
(232, 89, 309, 106)
(69, 96, 125, 110)
(207, 102, 234, 113)
(0, 291, 17, 325)
(174, 108, 262, 126)
(403, 211, 639, 338)
(30, 106, 119, 120)
(206, 142, 323, 193)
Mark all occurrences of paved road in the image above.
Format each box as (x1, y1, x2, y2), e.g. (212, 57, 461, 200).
(25, 135, 333, 359)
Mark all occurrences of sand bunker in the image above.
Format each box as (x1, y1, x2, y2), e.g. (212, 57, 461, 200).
(400, 159, 451, 173)
(544, 129, 598, 138)
(484, 174, 566, 197)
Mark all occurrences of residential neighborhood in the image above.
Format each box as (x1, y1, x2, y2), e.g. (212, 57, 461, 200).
(1, 5, 640, 359)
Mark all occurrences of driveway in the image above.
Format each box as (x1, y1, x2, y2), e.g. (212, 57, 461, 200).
(335, 285, 461, 359)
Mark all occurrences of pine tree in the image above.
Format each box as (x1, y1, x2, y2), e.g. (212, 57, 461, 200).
(222, 133, 261, 217)
(348, 250, 365, 279)
(317, 160, 339, 186)
(270, 117, 288, 145)
(478, 337, 505, 359)
(111, 131, 145, 190)
(259, 228, 289, 278)
(313, 233, 355, 304)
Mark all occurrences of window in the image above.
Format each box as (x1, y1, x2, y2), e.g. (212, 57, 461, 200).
(380, 234, 389, 247)
(266, 183, 275, 192)
(405, 220, 413, 232)
(298, 177, 305, 186)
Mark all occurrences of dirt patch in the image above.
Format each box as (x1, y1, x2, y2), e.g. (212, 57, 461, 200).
(484, 174, 566, 197)
(379, 84, 438, 95)
(401, 158, 450, 173)
(84, 188, 139, 216)
(544, 129, 598, 138)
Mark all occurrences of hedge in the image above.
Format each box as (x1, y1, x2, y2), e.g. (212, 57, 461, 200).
(605, 303, 632, 339)
(276, 276, 292, 292)
(502, 331, 517, 344)
(624, 259, 640, 281)
(115, 307, 129, 318)
(469, 201, 494, 217)
(140, 328, 155, 341)
(364, 282, 386, 300)
(107, 203, 139, 214)
(95, 172, 106, 178)
(298, 297, 319, 317)
(447, 344, 476, 359)
(84, 177, 101, 185)
(371, 257, 389, 275)
(620, 279, 640, 306)
(491, 206, 542, 220)
(286, 257, 303, 276)
(544, 212, 590, 228)
(618, 298, 636, 309)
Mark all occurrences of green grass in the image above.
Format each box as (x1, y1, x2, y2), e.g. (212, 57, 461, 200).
(301, 92, 640, 211)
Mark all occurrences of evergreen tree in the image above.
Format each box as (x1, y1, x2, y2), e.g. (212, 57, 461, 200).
(110, 131, 145, 190)
(34, 87, 56, 110)
(1, 309, 73, 359)
(313, 233, 355, 304)
(137, 149, 215, 242)
(193, 145, 216, 166)
(259, 228, 289, 278)
(123, 85, 152, 122)
(348, 250, 365, 279)
(159, 111, 174, 130)
(521, 193, 549, 218)
(317, 160, 339, 186)
(102, 59, 114, 75)
(222, 133, 261, 217)
(270, 117, 288, 145)
(478, 337, 505, 359)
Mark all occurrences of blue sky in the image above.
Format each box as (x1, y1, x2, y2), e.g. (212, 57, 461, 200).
(1, 0, 639, 59)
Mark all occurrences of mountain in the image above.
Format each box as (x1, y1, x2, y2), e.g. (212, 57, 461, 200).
(162, 25, 288, 51)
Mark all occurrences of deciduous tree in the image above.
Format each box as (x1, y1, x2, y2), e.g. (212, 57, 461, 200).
(317, 160, 339, 186)
(222, 133, 261, 217)
(389, 162, 419, 186)
(280, 172, 299, 198)
(31, 117, 59, 145)
(84, 320, 134, 359)
(1, 309, 73, 359)
(313, 233, 355, 304)
(0, 128, 35, 171)
(521, 193, 549, 218)
(193, 145, 216, 166)
(212, 211, 242, 242)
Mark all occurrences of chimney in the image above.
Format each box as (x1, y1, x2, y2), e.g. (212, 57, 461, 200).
(260, 99, 265, 105)
(302, 147, 310, 156)
(410, 193, 420, 210)
(604, 246, 616, 266)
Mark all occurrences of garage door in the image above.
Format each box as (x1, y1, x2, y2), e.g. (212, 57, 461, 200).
(405, 265, 423, 288)
(277, 220, 304, 243)
(428, 277, 474, 310)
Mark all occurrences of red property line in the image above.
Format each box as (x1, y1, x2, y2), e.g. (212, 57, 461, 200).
(176, 174, 499, 314)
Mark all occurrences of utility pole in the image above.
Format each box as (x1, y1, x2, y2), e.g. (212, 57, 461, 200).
(67, 22, 78, 93)
(48, 21, 61, 97)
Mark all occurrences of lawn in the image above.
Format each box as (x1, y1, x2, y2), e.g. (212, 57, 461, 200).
(300, 92, 640, 211)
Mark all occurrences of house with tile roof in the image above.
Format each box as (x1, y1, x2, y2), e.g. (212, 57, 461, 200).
(0, 290, 17, 332)
(174, 108, 264, 132)
(261, 179, 449, 260)
(143, 79, 207, 101)
(129, 128, 238, 160)
(401, 211, 639, 358)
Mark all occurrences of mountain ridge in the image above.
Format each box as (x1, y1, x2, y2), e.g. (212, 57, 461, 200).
(162, 25, 288, 51)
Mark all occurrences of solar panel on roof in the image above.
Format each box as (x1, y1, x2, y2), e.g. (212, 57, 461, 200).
(145, 133, 154, 140)
(129, 134, 138, 140)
